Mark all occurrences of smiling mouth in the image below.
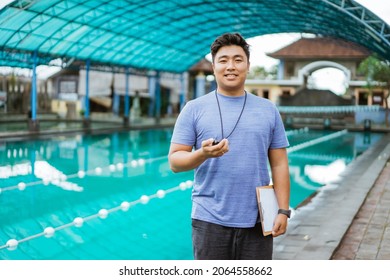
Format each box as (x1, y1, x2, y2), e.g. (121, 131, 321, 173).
(224, 74, 238, 78)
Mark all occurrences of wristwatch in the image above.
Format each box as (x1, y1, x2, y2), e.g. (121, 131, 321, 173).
(278, 209, 291, 218)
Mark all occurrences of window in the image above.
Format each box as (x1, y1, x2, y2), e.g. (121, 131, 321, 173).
(358, 91, 368, 105)
(372, 91, 383, 105)
(59, 80, 77, 94)
(263, 89, 269, 99)
(286, 62, 294, 77)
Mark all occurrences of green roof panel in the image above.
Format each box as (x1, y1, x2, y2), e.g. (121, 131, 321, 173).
(0, 0, 388, 72)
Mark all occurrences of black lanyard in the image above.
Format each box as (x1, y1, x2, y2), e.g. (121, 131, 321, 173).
(214, 89, 247, 143)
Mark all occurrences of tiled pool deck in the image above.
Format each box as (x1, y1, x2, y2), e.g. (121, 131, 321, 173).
(274, 132, 390, 260)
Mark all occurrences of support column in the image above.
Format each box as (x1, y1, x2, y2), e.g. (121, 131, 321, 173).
(28, 51, 39, 131)
(1, 75, 7, 113)
(83, 59, 91, 129)
(195, 71, 205, 98)
(277, 59, 285, 80)
(147, 71, 156, 117)
(123, 67, 130, 126)
(155, 71, 161, 124)
(179, 72, 186, 111)
(112, 71, 119, 116)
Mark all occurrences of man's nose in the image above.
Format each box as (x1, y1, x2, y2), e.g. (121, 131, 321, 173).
(226, 60, 235, 69)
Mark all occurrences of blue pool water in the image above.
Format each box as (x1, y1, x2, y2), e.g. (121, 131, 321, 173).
(0, 128, 383, 259)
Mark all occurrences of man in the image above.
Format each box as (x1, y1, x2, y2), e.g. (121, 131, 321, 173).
(168, 33, 290, 260)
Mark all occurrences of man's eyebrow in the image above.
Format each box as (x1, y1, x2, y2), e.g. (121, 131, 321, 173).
(217, 54, 244, 59)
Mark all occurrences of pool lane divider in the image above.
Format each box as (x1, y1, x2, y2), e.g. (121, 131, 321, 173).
(287, 129, 348, 153)
(0, 180, 193, 251)
(0, 156, 167, 193)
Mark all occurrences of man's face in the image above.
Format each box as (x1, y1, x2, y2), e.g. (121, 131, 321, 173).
(212, 45, 250, 95)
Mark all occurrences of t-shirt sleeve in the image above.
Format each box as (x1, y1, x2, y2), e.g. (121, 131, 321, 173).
(171, 102, 196, 147)
(270, 107, 289, 149)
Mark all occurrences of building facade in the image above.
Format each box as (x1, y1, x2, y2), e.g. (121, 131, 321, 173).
(244, 36, 389, 108)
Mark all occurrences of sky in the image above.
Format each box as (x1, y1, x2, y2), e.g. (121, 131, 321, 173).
(247, 0, 390, 69)
(0, 0, 389, 91)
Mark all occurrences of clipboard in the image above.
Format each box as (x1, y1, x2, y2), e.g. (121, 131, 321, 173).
(256, 185, 279, 236)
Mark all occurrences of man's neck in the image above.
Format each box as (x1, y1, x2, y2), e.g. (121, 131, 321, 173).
(217, 87, 246, 97)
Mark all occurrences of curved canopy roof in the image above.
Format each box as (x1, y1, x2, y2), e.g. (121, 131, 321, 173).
(0, 0, 389, 73)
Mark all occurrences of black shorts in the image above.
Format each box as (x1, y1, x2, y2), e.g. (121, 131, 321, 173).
(191, 219, 273, 260)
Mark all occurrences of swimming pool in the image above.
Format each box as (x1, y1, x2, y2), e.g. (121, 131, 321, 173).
(0, 128, 383, 259)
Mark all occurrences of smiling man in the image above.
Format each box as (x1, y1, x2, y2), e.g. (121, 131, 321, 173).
(168, 33, 290, 260)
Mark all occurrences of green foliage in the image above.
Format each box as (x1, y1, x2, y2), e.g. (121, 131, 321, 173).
(358, 54, 390, 126)
(358, 55, 390, 91)
(247, 65, 277, 80)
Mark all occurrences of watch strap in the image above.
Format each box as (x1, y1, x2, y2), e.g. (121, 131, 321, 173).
(278, 208, 291, 218)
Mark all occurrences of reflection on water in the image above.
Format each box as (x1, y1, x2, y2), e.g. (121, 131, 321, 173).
(304, 159, 346, 185)
(0, 129, 383, 260)
(287, 130, 382, 208)
(1, 161, 84, 192)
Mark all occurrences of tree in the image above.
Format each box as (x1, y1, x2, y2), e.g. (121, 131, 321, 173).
(358, 55, 390, 126)
(247, 65, 277, 80)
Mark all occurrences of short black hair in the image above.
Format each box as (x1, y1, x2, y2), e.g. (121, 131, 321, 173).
(210, 33, 250, 62)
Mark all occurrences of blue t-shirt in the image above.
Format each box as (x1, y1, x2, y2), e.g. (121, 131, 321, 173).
(171, 91, 289, 227)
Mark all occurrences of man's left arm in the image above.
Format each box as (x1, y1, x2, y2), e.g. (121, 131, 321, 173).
(268, 148, 290, 237)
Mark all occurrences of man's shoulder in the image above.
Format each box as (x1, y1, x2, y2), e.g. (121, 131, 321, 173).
(185, 92, 215, 106)
(247, 92, 276, 107)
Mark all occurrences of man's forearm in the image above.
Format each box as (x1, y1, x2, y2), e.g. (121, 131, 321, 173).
(272, 165, 290, 210)
(169, 148, 207, 173)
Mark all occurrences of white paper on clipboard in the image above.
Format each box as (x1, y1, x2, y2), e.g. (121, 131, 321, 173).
(256, 185, 279, 236)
